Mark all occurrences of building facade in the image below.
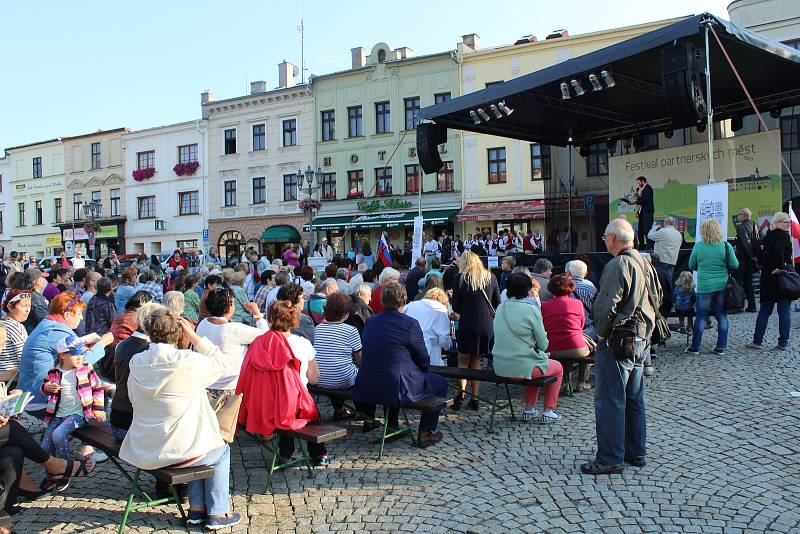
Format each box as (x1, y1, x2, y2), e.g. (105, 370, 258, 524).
(122, 121, 207, 256)
(0, 156, 10, 255)
(59, 128, 129, 259)
(6, 139, 65, 258)
(202, 61, 314, 264)
(310, 43, 462, 256)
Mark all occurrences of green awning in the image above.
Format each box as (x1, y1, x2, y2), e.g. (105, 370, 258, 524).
(421, 209, 459, 225)
(347, 209, 459, 228)
(308, 215, 354, 231)
(260, 225, 302, 243)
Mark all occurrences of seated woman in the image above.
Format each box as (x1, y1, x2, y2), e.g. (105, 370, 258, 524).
(120, 308, 240, 530)
(352, 283, 448, 448)
(110, 290, 154, 347)
(403, 287, 452, 367)
(344, 283, 373, 338)
(493, 273, 564, 423)
(541, 273, 593, 392)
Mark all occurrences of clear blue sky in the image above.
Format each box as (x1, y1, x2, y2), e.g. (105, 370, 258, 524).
(1, 0, 732, 155)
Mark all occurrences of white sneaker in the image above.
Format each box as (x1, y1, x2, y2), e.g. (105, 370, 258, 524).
(521, 408, 539, 422)
(541, 411, 560, 424)
(643, 365, 655, 377)
(92, 451, 109, 463)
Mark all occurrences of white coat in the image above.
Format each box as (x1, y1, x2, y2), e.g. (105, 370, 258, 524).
(403, 299, 452, 366)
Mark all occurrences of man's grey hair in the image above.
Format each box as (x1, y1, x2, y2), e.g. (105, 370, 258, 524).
(336, 267, 349, 280)
(533, 258, 553, 275)
(162, 291, 185, 315)
(512, 266, 530, 275)
(354, 283, 372, 296)
(606, 218, 635, 243)
(378, 267, 400, 285)
(565, 260, 588, 278)
(274, 271, 290, 286)
(357, 262, 368, 273)
(319, 278, 339, 294)
(663, 216, 675, 227)
(740, 207, 752, 218)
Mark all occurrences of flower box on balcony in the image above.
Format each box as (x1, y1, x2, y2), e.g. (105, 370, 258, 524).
(132, 167, 156, 181)
(173, 161, 200, 176)
(347, 191, 364, 199)
(321, 194, 337, 201)
(298, 197, 322, 212)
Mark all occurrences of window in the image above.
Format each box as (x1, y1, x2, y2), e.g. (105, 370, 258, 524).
(781, 115, 800, 180)
(321, 172, 336, 200)
(91, 142, 101, 169)
(282, 173, 298, 201)
(348, 106, 363, 137)
(405, 164, 420, 194)
(783, 38, 800, 50)
(282, 119, 297, 146)
(434, 93, 451, 104)
(404, 97, 420, 130)
(54, 198, 63, 223)
(252, 177, 266, 204)
(321, 110, 335, 141)
(224, 180, 237, 207)
(224, 128, 237, 154)
(252, 124, 265, 151)
(73, 193, 82, 220)
(34, 200, 42, 225)
(177, 239, 198, 250)
(92, 190, 101, 204)
(178, 144, 198, 163)
(138, 196, 156, 219)
(586, 144, 608, 176)
(530, 143, 552, 180)
(348, 170, 363, 195)
(437, 161, 454, 192)
(137, 150, 155, 170)
(110, 189, 120, 216)
(178, 191, 199, 215)
(0, 174, 3, 193)
(33, 157, 42, 178)
(487, 147, 507, 184)
(0, 212, 3, 235)
(17, 203, 24, 226)
(375, 167, 392, 196)
(375, 102, 391, 134)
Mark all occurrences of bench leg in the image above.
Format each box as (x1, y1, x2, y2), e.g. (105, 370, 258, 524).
(377, 407, 413, 459)
(489, 386, 499, 434)
(118, 468, 140, 534)
(296, 438, 314, 478)
(505, 384, 515, 421)
(168, 483, 187, 525)
(401, 408, 415, 447)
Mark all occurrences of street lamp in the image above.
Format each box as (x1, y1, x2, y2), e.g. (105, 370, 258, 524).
(297, 165, 323, 257)
(82, 199, 102, 259)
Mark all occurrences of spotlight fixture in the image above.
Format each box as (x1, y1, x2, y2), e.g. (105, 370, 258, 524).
(477, 108, 491, 122)
(589, 74, 603, 92)
(497, 101, 514, 116)
(664, 129, 674, 139)
(769, 107, 782, 119)
(632, 135, 644, 150)
(696, 122, 706, 133)
(731, 115, 744, 132)
(623, 138, 632, 150)
(570, 79, 585, 96)
(606, 139, 616, 155)
(489, 104, 503, 119)
(560, 82, 571, 100)
(600, 70, 615, 88)
(469, 110, 482, 124)
(578, 145, 589, 157)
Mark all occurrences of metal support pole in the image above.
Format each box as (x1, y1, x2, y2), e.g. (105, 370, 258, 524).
(568, 143, 574, 252)
(705, 24, 715, 183)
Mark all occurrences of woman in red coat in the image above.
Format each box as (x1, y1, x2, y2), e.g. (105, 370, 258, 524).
(167, 249, 188, 271)
(540, 274, 593, 391)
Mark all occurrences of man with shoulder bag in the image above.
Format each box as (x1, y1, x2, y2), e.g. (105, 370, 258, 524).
(581, 218, 660, 475)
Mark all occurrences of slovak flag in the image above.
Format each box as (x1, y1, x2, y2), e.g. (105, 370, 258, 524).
(790, 208, 800, 263)
(377, 232, 393, 268)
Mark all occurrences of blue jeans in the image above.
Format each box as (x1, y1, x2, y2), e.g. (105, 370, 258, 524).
(111, 426, 128, 442)
(187, 444, 230, 516)
(691, 291, 728, 351)
(593, 340, 648, 467)
(41, 414, 88, 459)
(753, 298, 792, 348)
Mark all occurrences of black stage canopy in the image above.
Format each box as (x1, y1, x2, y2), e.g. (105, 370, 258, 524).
(416, 13, 800, 148)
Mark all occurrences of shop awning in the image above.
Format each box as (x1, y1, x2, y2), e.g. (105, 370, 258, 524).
(348, 209, 459, 228)
(307, 215, 355, 231)
(260, 225, 302, 243)
(458, 200, 545, 221)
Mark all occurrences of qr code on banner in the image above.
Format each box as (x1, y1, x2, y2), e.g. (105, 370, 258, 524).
(698, 200, 725, 225)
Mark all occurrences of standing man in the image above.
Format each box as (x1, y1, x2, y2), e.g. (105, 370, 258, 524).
(4, 251, 22, 274)
(624, 176, 654, 249)
(405, 257, 427, 302)
(734, 208, 759, 312)
(582, 218, 659, 475)
(441, 230, 452, 265)
(646, 216, 683, 282)
(422, 235, 439, 268)
(320, 238, 334, 262)
(532, 229, 544, 254)
(71, 249, 86, 269)
(104, 249, 121, 273)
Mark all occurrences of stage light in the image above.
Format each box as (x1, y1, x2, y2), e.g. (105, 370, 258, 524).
(697, 122, 706, 133)
(560, 82, 571, 100)
(664, 129, 674, 139)
(632, 135, 644, 150)
(570, 79, 585, 96)
(623, 138, 632, 150)
(578, 145, 589, 157)
(606, 140, 616, 155)
(601, 70, 616, 88)
(490, 105, 503, 119)
(589, 74, 603, 91)
(477, 108, 491, 121)
(498, 101, 514, 116)
(731, 115, 744, 132)
(470, 110, 481, 124)
(770, 107, 782, 119)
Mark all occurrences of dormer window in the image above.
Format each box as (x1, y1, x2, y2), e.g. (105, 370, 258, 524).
(378, 49, 386, 63)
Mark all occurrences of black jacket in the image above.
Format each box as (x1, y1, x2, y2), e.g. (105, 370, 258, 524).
(24, 292, 49, 334)
(637, 184, 654, 214)
(405, 267, 425, 302)
(111, 333, 150, 431)
(759, 229, 793, 301)
(735, 219, 758, 259)
(345, 298, 374, 338)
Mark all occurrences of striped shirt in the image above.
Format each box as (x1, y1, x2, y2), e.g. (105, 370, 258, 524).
(313, 322, 362, 389)
(0, 318, 27, 372)
(572, 276, 597, 326)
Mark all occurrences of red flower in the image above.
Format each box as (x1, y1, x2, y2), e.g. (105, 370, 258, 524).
(173, 161, 200, 176)
(132, 167, 156, 181)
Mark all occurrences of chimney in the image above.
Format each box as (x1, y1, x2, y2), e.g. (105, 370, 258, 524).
(461, 34, 480, 51)
(395, 47, 413, 59)
(351, 47, 366, 69)
(514, 35, 537, 46)
(201, 90, 213, 105)
(250, 81, 266, 94)
(278, 60, 296, 88)
(546, 29, 569, 40)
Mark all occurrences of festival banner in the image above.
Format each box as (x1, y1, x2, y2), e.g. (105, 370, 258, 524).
(609, 131, 781, 241)
(696, 182, 729, 242)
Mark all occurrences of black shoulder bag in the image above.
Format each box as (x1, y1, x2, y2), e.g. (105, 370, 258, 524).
(724, 243, 746, 311)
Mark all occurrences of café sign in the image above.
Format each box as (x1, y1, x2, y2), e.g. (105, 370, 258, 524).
(357, 197, 413, 213)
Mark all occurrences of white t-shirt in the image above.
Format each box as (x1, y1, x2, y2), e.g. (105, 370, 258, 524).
(196, 317, 269, 391)
(56, 367, 83, 418)
(287, 334, 315, 388)
(71, 257, 86, 268)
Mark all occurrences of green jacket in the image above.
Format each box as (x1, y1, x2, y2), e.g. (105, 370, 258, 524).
(491, 299, 549, 378)
(688, 241, 738, 293)
(182, 289, 200, 322)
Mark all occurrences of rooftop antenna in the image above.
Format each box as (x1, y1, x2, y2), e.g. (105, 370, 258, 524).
(297, 0, 307, 83)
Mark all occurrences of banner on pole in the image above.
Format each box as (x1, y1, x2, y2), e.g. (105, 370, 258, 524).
(695, 182, 729, 242)
(412, 216, 424, 261)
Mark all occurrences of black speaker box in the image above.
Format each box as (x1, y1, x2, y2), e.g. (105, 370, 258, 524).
(661, 43, 707, 125)
(416, 123, 447, 174)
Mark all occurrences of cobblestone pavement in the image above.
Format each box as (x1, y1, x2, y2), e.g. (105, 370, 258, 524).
(13, 312, 800, 533)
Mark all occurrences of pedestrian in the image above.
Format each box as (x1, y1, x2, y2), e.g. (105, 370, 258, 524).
(746, 211, 794, 350)
(85, 277, 116, 336)
(646, 216, 683, 282)
(531, 258, 554, 302)
(581, 218, 659, 475)
(734, 208, 759, 312)
(403, 287, 452, 367)
(673, 271, 696, 333)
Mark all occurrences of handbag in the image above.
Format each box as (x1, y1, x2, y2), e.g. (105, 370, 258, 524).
(778, 267, 800, 299)
(207, 392, 243, 444)
(651, 311, 671, 346)
(724, 244, 746, 311)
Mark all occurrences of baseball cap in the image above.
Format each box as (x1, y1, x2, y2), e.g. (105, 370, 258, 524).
(55, 334, 89, 356)
(9, 251, 18, 258)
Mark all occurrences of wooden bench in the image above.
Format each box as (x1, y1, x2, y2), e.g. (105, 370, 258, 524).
(428, 366, 557, 433)
(243, 423, 346, 492)
(545, 354, 595, 396)
(308, 385, 451, 459)
(73, 422, 214, 533)
(665, 310, 694, 345)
